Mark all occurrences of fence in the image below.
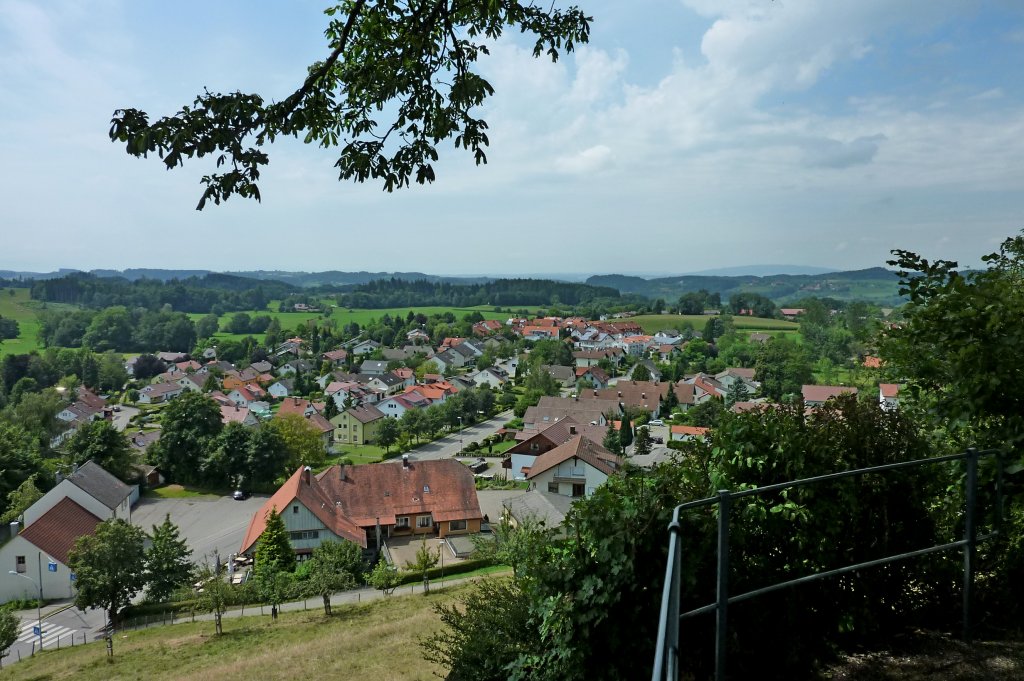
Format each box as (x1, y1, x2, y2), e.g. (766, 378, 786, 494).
(651, 447, 1004, 681)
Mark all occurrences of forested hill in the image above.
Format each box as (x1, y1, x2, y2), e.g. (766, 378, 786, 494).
(587, 267, 903, 305)
(337, 278, 621, 308)
(232, 270, 493, 287)
(30, 272, 298, 313)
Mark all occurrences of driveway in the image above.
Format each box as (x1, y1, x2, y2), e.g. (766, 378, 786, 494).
(131, 493, 268, 566)
(110, 405, 140, 432)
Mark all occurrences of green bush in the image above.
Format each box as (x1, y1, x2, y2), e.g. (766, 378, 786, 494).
(396, 558, 494, 585)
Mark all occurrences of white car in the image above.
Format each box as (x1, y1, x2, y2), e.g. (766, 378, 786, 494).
(649, 419, 664, 427)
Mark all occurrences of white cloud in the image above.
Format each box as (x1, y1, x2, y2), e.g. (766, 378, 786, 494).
(555, 144, 613, 174)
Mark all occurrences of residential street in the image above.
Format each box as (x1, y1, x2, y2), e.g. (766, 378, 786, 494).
(402, 410, 515, 461)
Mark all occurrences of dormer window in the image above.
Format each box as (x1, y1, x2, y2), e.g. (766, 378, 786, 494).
(423, 485, 430, 493)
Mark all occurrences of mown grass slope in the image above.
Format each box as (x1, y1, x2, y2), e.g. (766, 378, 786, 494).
(0, 581, 485, 681)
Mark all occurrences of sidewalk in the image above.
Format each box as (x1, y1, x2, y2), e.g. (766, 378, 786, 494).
(10, 599, 76, 622)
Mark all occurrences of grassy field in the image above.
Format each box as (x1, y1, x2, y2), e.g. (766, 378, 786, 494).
(1, 581, 490, 681)
(630, 314, 800, 334)
(0, 288, 41, 356)
(189, 305, 532, 343)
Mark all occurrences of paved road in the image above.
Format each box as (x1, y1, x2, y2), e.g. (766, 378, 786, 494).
(109, 405, 140, 432)
(131, 494, 269, 567)
(403, 411, 515, 461)
(6, 601, 105, 663)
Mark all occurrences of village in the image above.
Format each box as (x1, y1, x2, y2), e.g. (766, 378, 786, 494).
(0, 298, 905, 664)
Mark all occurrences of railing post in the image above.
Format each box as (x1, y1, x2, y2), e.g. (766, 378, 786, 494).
(962, 447, 978, 641)
(716, 490, 731, 681)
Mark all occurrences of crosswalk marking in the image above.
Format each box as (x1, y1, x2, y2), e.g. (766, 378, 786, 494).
(16, 622, 78, 648)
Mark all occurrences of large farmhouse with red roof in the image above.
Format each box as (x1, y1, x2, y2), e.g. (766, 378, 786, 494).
(240, 458, 483, 560)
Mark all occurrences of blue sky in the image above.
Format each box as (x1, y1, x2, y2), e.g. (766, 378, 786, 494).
(1, 0, 1023, 277)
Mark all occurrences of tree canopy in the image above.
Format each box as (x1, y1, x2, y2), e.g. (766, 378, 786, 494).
(109, 1, 591, 209)
(68, 519, 148, 626)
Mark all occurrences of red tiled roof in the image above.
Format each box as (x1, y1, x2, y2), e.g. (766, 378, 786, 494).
(240, 460, 482, 553)
(277, 397, 316, 417)
(20, 497, 103, 565)
(670, 425, 709, 437)
(863, 356, 883, 368)
(220, 405, 252, 424)
(879, 383, 899, 398)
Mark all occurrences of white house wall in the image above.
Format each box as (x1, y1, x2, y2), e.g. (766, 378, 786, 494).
(23, 481, 110, 528)
(0, 537, 77, 604)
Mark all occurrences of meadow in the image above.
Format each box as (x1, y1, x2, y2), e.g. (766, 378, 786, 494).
(0, 580, 491, 681)
(0, 288, 42, 356)
(189, 304, 533, 342)
(630, 314, 800, 334)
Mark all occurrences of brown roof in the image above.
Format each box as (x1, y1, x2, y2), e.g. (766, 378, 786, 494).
(305, 412, 334, 434)
(20, 497, 103, 565)
(526, 435, 621, 480)
(510, 417, 607, 453)
(879, 383, 899, 398)
(347, 404, 385, 424)
(578, 381, 694, 409)
(802, 385, 858, 403)
(240, 460, 482, 554)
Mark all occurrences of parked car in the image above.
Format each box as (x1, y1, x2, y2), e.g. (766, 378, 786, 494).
(649, 419, 664, 426)
(232, 489, 250, 501)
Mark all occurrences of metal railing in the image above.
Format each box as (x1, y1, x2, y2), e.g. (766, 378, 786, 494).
(651, 447, 1003, 681)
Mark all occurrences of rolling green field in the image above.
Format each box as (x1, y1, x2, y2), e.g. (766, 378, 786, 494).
(631, 314, 800, 334)
(0, 288, 42, 356)
(190, 305, 530, 342)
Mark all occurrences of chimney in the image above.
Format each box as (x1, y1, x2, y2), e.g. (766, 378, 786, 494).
(303, 466, 312, 485)
(338, 465, 346, 481)
(402, 454, 410, 469)
(569, 426, 577, 435)
(641, 393, 646, 399)
(9, 521, 18, 540)
(617, 391, 622, 398)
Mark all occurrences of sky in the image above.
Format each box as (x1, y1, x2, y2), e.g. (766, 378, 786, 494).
(1, 0, 1023, 277)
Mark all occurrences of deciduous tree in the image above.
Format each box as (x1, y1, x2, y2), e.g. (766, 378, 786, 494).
(65, 420, 134, 482)
(68, 519, 148, 626)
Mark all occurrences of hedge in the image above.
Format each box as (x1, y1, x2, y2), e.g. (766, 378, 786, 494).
(396, 558, 494, 585)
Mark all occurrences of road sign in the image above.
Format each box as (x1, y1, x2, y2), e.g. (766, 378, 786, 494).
(70, 572, 76, 581)
(47, 561, 57, 573)
(32, 626, 40, 636)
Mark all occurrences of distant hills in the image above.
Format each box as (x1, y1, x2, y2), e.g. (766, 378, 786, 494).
(586, 267, 904, 305)
(0, 266, 905, 305)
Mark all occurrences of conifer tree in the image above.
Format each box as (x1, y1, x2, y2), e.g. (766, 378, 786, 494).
(255, 507, 295, 573)
(146, 514, 194, 602)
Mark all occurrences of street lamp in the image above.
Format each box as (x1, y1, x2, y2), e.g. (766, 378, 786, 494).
(9, 553, 43, 650)
(458, 416, 464, 455)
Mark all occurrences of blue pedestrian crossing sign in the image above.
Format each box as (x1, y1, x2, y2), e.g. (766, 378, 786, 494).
(70, 572, 76, 581)
(47, 560, 57, 572)
(32, 625, 40, 636)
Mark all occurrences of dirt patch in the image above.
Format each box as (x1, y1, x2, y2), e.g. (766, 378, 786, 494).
(823, 630, 1024, 680)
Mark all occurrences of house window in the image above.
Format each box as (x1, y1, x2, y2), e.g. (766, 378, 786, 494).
(416, 515, 432, 528)
(572, 484, 585, 498)
(547, 482, 559, 494)
(15, 556, 25, 574)
(395, 517, 410, 529)
(289, 530, 320, 541)
(293, 505, 299, 514)
(449, 520, 467, 532)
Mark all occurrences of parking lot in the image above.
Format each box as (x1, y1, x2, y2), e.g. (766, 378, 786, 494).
(131, 493, 268, 566)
